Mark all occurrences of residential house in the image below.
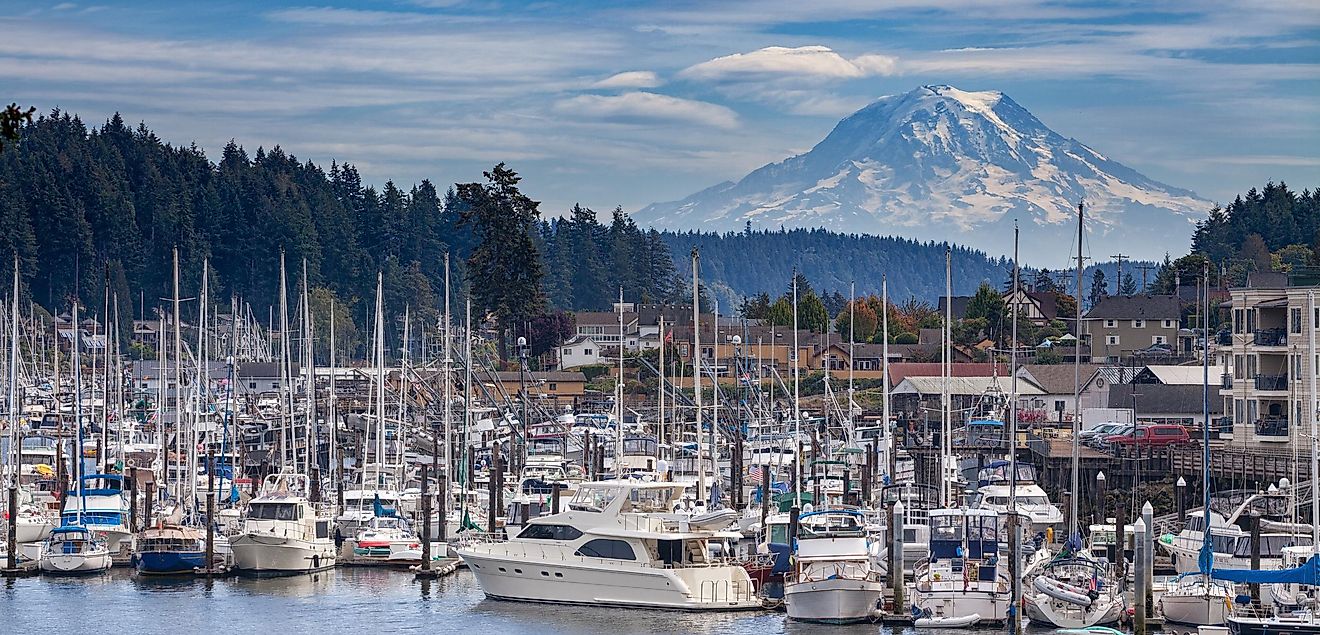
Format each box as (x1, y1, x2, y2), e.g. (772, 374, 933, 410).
(1004, 289, 1061, 327)
(1080, 295, 1182, 363)
(1078, 366, 1140, 411)
(1014, 363, 1102, 423)
(573, 310, 638, 352)
(558, 335, 604, 370)
(495, 371, 586, 408)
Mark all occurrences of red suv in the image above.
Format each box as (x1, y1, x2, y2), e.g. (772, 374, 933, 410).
(1105, 424, 1190, 449)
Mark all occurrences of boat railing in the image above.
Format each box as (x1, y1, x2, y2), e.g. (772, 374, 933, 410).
(696, 578, 755, 605)
(791, 560, 871, 583)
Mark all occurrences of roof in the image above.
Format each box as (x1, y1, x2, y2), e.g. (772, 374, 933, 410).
(494, 371, 586, 382)
(936, 296, 973, 318)
(1107, 384, 1223, 415)
(1026, 291, 1059, 320)
(1246, 271, 1289, 289)
(1083, 295, 1181, 320)
(887, 362, 1009, 385)
(575, 311, 637, 327)
(1017, 364, 1102, 394)
(1085, 366, 1140, 390)
(1133, 365, 1214, 386)
(892, 376, 1044, 396)
(560, 335, 600, 347)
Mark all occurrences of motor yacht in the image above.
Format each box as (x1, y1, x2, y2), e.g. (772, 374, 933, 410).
(1161, 509, 1311, 573)
(457, 480, 761, 610)
(911, 507, 1010, 628)
(230, 472, 336, 575)
(969, 461, 1063, 534)
(783, 509, 885, 624)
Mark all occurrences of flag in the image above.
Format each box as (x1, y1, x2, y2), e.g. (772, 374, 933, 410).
(664, 329, 673, 343)
(748, 465, 763, 482)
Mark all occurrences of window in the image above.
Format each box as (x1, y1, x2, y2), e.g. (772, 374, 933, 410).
(575, 538, 636, 560)
(1132, 319, 1146, 328)
(1104, 319, 1117, 328)
(1292, 308, 1303, 334)
(1106, 335, 1120, 346)
(583, 349, 592, 356)
(562, 348, 571, 355)
(1153, 336, 1167, 345)
(1234, 309, 1243, 334)
(548, 383, 557, 391)
(1247, 309, 1256, 333)
(1164, 319, 1177, 329)
(516, 524, 584, 541)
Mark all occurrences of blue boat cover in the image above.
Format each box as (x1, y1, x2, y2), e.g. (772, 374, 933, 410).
(1212, 555, 1320, 585)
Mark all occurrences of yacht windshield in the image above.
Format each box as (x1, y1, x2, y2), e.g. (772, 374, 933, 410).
(249, 503, 300, 520)
(569, 486, 620, 512)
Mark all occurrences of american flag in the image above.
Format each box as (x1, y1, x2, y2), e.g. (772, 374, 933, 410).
(748, 465, 764, 482)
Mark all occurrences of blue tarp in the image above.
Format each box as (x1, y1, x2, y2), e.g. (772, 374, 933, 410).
(1212, 555, 1320, 585)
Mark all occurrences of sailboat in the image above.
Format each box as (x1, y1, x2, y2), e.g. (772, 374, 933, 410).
(1159, 266, 1234, 625)
(39, 300, 113, 574)
(1022, 202, 1124, 628)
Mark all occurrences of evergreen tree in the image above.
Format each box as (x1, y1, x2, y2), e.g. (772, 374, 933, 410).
(1118, 272, 1137, 296)
(456, 163, 545, 354)
(1088, 269, 1109, 309)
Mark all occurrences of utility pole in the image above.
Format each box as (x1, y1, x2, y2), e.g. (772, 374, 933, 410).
(1136, 263, 1157, 294)
(1112, 253, 1127, 295)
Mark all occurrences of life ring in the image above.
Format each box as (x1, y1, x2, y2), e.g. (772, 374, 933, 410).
(1033, 575, 1093, 607)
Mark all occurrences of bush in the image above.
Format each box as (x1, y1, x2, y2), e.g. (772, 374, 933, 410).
(895, 332, 918, 345)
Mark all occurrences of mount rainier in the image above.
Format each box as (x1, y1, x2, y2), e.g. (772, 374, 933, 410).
(635, 85, 1212, 259)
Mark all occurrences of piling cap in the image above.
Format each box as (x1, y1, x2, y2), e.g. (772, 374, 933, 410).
(893, 500, 905, 515)
(1142, 501, 1153, 514)
(1176, 476, 1186, 487)
(1134, 518, 1147, 532)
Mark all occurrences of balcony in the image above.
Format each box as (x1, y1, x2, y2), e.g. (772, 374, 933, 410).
(1255, 374, 1289, 391)
(1255, 417, 1290, 439)
(1216, 331, 1233, 346)
(1253, 329, 1288, 347)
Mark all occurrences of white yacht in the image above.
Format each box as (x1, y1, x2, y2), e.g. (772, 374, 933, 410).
(350, 515, 427, 565)
(783, 509, 885, 624)
(911, 507, 1011, 628)
(969, 461, 1063, 534)
(38, 524, 112, 574)
(1161, 509, 1311, 573)
(335, 463, 404, 539)
(457, 480, 761, 610)
(231, 472, 336, 575)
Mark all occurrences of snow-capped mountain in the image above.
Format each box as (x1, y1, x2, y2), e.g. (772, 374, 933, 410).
(635, 85, 1212, 259)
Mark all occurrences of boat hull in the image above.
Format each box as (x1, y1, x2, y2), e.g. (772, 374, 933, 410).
(1024, 592, 1124, 628)
(912, 588, 1009, 624)
(230, 534, 336, 575)
(784, 577, 883, 624)
(134, 550, 207, 575)
(39, 550, 112, 574)
(1229, 616, 1320, 635)
(458, 547, 761, 611)
(1160, 590, 1232, 625)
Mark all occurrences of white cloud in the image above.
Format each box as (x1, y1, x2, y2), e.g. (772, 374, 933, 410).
(554, 92, 739, 129)
(266, 7, 436, 26)
(592, 70, 663, 89)
(52, 2, 76, 10)
(680, 45, 897, 81)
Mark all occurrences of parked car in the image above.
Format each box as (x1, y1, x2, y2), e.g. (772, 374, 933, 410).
(1079, 422, 1129, 446)
(1104, 424, 1191, 451)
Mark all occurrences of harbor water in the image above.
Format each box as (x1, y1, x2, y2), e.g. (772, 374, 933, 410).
(0, 568, 1088, 634)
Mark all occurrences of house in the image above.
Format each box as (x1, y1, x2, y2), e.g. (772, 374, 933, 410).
(1080, 295, 1182, 363)
(1107, 383, 1222, 428)
(1014, 363, 1102, 423)
(1004, 289, 1060, 327)
(558, 335, 604, 370)
(495, 371, 586, 407)
(936, 296, 973, 319)
(573, 310, 638, 351)
(1078, 366, 1141, 411)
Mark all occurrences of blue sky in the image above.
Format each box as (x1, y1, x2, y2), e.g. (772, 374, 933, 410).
(5, 0, 1319, 243)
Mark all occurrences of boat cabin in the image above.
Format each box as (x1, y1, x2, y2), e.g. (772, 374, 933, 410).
(928, 508, 1000, 581)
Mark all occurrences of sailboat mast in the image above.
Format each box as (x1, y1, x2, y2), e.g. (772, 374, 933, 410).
(848, 281, 855, 434)
(328, 299, 337, 493)
(464, 297, 472, 489)
(278, 252, 292, 471)
(943, 246, 952, 507)
(172, 247, 183, 502)
(692, 249, 704, 504)
(792, 271, 801, 507)
(73, 299, 85, 525)
(658, 315, 665, 462)
(881, 275, 890, 485)
(7, 259, 18, 488)
(374, 272, 385, 475)
(303, 260, 315, 486)
(443, 253, 452, 503)
(1009, 224, 1022, 628)
(615, 286, 625, 474)
(1071, 201, 1083, 535)
(1309, 289, 1318, 546)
